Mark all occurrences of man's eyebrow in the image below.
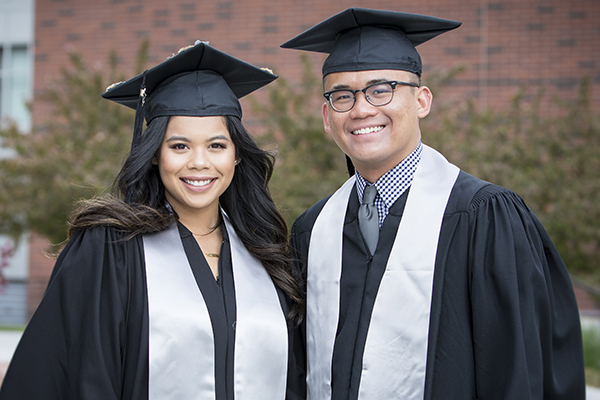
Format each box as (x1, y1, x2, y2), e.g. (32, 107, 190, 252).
(329, 78, 391, 91)
(365, 78, 391, 86)
(329, 83, 352, 90)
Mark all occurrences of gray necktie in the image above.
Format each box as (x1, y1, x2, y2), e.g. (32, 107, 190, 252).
(358, 185, 379, 255)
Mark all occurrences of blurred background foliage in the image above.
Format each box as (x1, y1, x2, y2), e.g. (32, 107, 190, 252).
(250, 54, 348, 225)
(0, 43, 147, 248)
(583, 326, 600, 387)
(422, 68, 600, 281)
(0, 50, 598, 284)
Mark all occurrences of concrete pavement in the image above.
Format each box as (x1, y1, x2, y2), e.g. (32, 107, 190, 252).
(0, 330, 22, 385)
(0, 331, 21, 362)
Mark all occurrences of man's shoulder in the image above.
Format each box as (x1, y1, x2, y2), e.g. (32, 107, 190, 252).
(447, 170, 528, 216)
(447, 171, 520, 213)
(291, 194, 335, 235)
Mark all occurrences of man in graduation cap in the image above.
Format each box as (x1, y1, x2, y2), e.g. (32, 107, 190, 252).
(282, 8, 585, 400)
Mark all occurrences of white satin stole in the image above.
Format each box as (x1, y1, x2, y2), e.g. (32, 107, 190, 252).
(143, 213, 288, 399)
(306, 145, 459, 399)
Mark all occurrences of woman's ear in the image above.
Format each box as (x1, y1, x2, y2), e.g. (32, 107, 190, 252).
(152, 155, 158, 165)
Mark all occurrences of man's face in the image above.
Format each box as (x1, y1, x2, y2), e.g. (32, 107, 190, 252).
(322, 69, 432, 183)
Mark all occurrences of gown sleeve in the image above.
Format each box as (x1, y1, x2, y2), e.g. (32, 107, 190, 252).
(0, 226, 147, 400)
(467, 186, 585, 399)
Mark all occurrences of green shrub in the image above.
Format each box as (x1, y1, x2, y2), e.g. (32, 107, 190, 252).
(583, 325, 600, 386)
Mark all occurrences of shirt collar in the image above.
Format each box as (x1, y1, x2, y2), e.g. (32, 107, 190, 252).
(356, 142, 423, 207)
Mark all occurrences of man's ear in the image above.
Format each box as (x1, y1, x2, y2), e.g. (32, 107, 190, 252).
(416, 86, 433, 119)
(322, 102, 332, 133)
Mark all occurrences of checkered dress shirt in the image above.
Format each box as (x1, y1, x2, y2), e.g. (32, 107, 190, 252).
(356, 142, 422, 228)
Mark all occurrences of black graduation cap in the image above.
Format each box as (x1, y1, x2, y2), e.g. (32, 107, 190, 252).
(280, 8, 461, 77)
(102, 40, 277, 122)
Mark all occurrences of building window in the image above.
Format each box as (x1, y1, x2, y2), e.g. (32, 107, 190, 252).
(0, 44, 32, 132)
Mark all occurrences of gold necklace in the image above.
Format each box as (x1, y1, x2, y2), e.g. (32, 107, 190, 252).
(191, 232, 220, 258)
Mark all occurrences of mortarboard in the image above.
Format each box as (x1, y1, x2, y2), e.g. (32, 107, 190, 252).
(280, 8, 461, 77)
(102, 40, 277, 122)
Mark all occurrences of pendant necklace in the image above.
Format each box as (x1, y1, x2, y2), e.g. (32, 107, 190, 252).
(191, 231, 221, 258)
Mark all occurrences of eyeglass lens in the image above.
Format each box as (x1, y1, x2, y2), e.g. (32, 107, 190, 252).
(329, 82, 394, 112)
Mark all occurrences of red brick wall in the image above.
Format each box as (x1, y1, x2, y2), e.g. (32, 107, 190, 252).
(27, 0, 600, 312)
(32, 0, 600, 124)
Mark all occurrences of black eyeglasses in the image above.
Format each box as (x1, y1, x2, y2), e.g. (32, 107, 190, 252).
(323, 80, 420, 112)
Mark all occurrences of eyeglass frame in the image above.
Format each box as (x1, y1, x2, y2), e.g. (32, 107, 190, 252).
(323, 80, 420, 113)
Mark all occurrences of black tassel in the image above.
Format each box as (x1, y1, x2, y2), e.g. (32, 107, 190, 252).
(130, 70, 148, 152)
(126, 70, 148, 205)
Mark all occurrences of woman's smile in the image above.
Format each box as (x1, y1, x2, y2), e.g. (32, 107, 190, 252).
(157, 115, 236, 223)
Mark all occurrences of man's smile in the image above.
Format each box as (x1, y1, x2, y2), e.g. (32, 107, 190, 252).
(351, 125, 385, 135)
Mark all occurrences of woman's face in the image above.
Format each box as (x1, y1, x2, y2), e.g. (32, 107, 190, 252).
(156, 116, 236, 222)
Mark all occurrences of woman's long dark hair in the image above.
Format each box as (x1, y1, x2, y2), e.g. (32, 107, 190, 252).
(220, 116, 302, 321)
(70, 115, 303, 323)
(69, 116, 174, 237)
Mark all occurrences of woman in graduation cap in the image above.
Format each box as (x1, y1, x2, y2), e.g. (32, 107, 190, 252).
(0, 41, 303, 400)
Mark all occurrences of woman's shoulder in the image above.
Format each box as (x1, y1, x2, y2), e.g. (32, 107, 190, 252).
(43, 224, 147, 302)
(69, 224, 137, 245)
(59, 225, 142, 268)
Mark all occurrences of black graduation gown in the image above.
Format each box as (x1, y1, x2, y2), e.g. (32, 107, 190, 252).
(290, 171, 585, 400)
(0, 223, 298, 399)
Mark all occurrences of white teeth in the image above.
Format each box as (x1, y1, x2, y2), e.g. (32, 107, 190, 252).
(352, 126, 384, 135)
(182, 178, 212, 187)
